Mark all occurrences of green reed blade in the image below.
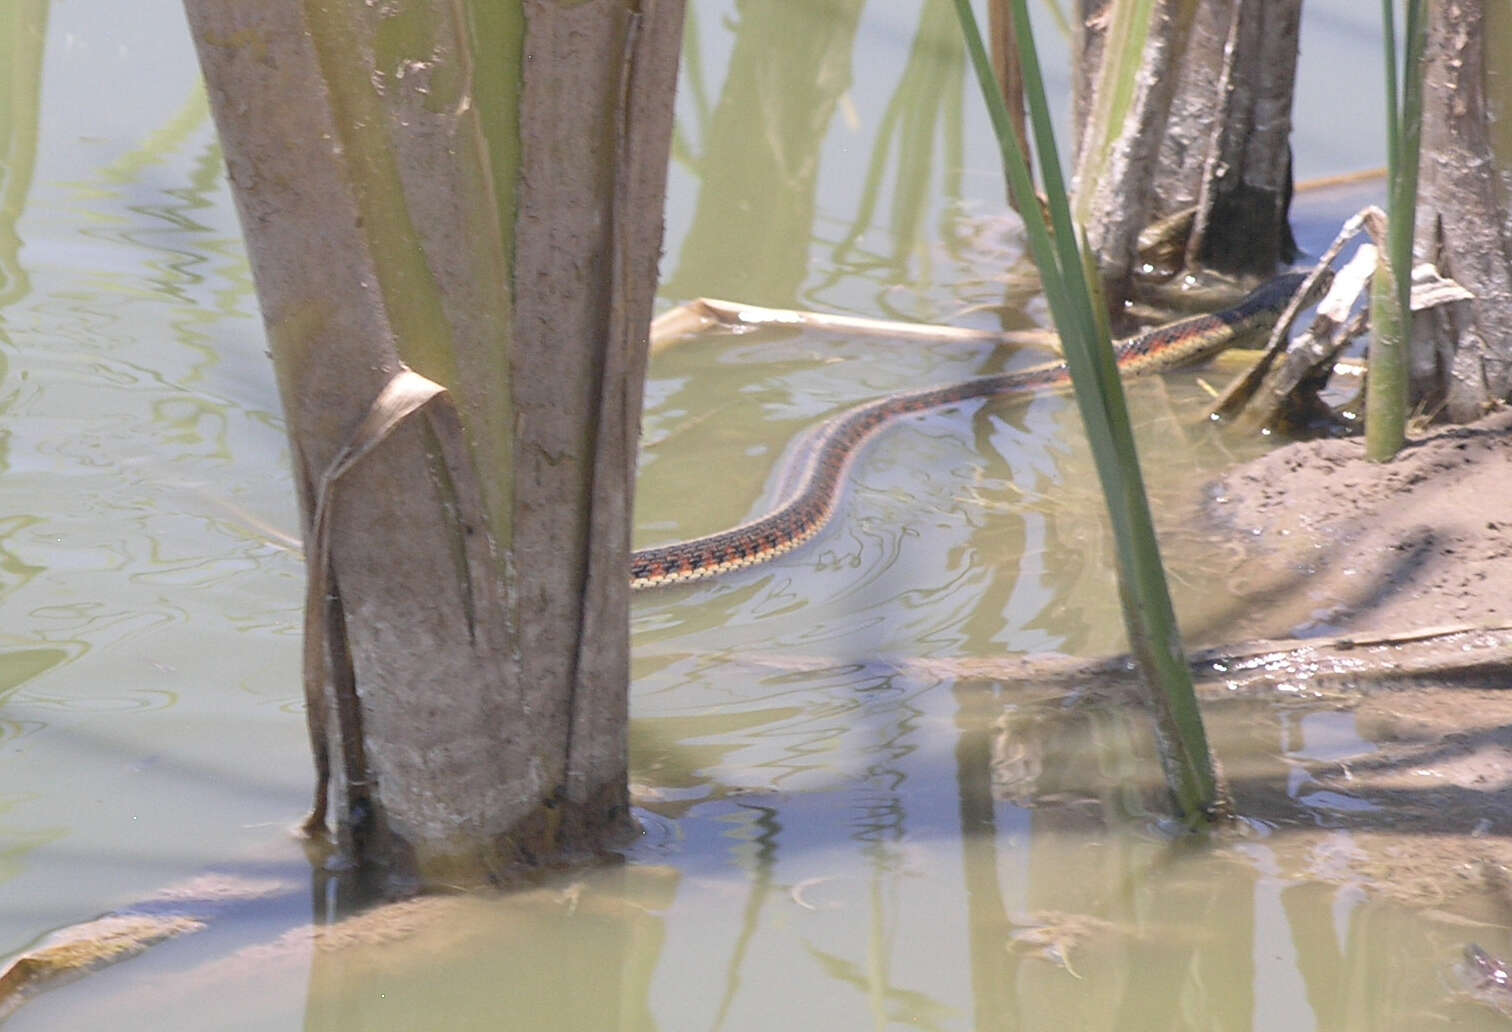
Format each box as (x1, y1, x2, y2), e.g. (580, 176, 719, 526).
(1366, 0, 1425, 462)
(952, 0, 1222, 822)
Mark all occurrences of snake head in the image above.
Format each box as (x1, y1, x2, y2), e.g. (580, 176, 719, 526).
(1292, 266, 1336, 310)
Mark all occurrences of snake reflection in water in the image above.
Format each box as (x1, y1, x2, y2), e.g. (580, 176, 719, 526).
(632, 272, 1312, 590)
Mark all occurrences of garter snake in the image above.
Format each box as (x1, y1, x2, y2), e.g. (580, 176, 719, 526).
(632, 272, 1311, 590)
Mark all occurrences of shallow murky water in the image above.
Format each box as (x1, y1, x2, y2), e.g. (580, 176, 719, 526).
(6, 1, 1508, 1030)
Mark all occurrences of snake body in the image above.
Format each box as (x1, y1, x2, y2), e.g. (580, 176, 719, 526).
(632, 272, 1309, 590)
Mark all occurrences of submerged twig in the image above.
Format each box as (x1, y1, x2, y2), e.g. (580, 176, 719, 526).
(1205, 207, 1379, 421)
(729, 623, 1512, 701)
(1206, 205, 1476, 428)
(1229, 244, 1376, 432)
(650, 297, 1054, 354)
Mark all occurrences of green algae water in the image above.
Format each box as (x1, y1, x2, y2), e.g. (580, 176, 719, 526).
(6, 1, 1509, 1029)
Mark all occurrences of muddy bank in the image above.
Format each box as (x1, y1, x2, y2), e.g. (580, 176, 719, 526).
(1206, 408, 1512, 636)
(1197, 409, 1512, 921)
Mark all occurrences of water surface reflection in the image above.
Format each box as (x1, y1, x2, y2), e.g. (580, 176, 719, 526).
(6, 0, 1500, 1029)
